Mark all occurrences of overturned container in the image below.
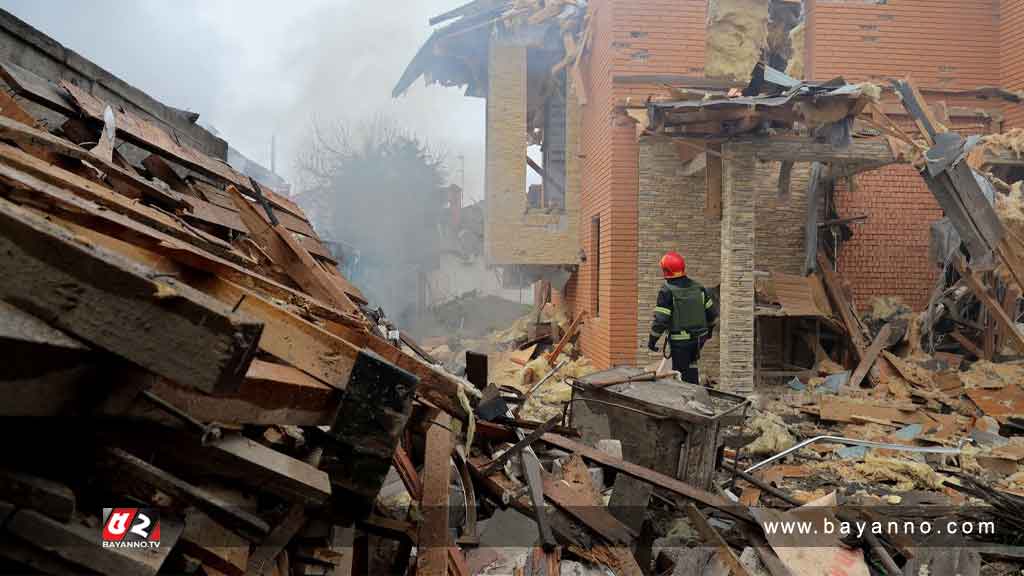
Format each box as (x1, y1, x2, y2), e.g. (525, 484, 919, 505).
(568, 367, 749, 490)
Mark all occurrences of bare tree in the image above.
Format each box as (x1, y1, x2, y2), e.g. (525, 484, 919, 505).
(294, 115, 447, 323)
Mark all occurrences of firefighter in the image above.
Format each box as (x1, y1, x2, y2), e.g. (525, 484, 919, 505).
(647, 251, 718, 384)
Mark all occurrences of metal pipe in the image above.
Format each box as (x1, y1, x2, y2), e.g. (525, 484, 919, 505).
(744, 435, 961, 474)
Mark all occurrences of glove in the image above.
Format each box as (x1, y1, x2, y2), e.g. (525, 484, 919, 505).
(648, 335, 659, 352)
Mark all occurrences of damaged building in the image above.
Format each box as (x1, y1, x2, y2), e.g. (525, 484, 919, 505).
(397, 0, 1024, 393)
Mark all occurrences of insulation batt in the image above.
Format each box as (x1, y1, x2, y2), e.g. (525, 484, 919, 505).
(705, 0, 770, 81)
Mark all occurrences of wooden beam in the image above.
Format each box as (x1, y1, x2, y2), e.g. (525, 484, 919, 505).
(226, 185, 361, 313)
(848, 323, 891, 388)
(0, 299, 86, 351)
(0, 90, 56, 162)
(0, 115, 188, 211)
(119, 362, 339, 427)
(0, 140, 242, 265)
(393, 445, 422, 500)
(541, 474, 635, 545)
(539, 433, 752, 523)
(559, 456, 643, 576)
(0, 60, 76, 115)
(142, 154, 195, 196)
(104, 447, 270, 541)
(804, 162, 824, 273)
(950, 330, 984, 359)
(57, 80, 303, 217)
(705, 143, 722, 219)
(0, 534, 97, 575)
(817, 251, 868, 361)
(479, 415, 561, 477)
(11, 172, 354, 328)
(171, 434, 331, 505)
(246, 504, 307, 576)
(23, 212, 364, 393)
(417, 412, 453, 576)
(686, 504, 752, 576)
(0, 195, 262, 393)
(0, 470, 75, 522)
(958, 259, 1024, 353)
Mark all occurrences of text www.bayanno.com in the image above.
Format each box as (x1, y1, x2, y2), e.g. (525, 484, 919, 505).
(761, 518, 995, 540)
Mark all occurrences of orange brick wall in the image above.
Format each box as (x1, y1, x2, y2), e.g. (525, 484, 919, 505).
(805, 0, 1000, 89)
(805, 0, 1003, 311)
(834, 117, 994, 311)
(571, 0, 707, 369)
(833, 165, 942, 311)
(1002, 0, 1024, 128)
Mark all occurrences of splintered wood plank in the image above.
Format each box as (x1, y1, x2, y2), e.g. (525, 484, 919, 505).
(314, 314, 468, 420)
(58, 80, 302, 217)
(31, 216, 381, 414)
(139, 364, 339, 427)
(817, 397, 922, 425)
(541, 474, 635, 545)
(0, 195, 262, 394)
(0, 60, 76, 115)
(950, 330, 984, 359)
(185, 435, 330, 505)
(817, 251, 868, 360)
(194, 277, 361, 388)
(0, 140, 241, 263)
(21, 181, 355, 328)
(246, 504, 306, 576)
(559, 457, 642, 576)
(540, 433, 751, 523)
(0, 116, 187, 211)
(417, 412, 453, 576)
(141, 154, 198, 197)
(686, 504, 752, 576)
(393, 445, 422, 500)
(848, 324, 892, 388)
(0, 90, 56, 162)
(0, 300, 86, 350)
(226, 185, 361, 313)
(0, 470, 75, 522)
(7, 509, 182, 576)
(958, 259, 1024, 354)
(104, 447, 270, 541)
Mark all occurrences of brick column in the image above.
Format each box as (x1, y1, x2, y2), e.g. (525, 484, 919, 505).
(719, 143, 755, 395)
(484, 38, 526, 264)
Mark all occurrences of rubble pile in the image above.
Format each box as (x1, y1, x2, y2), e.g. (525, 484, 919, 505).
(0, 61, 480, 575)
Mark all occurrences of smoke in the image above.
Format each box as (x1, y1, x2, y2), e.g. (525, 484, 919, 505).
(0, 0, 485, 200)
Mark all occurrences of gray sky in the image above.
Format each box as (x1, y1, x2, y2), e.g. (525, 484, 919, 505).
(1, 0, 486, 200)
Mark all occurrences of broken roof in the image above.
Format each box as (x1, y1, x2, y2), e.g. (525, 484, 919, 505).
(639, 64, 879, 141)
(393, 0, 587, 98)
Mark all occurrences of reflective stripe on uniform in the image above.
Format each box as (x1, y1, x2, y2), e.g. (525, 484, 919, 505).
(670, 330, 691, 341)
(654, 306, 671, 316)
(705, 298, 714, 309)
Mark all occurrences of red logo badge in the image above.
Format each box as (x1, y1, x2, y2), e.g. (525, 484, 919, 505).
(101, 508, 161, 549)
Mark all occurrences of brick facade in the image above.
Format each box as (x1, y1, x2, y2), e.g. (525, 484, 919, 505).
(805, 0, 1000, 89)
(1001, 0, 1024, 128)
(569, 0, 708, 369)
(565, 0, 1017, 371)
(484, 38, 580, 266)
(833, 165, 943, 311)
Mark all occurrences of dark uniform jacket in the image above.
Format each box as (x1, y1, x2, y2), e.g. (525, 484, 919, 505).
(649, 276, 718, 348)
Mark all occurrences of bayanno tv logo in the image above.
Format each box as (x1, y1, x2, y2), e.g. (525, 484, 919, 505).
(101, 508, 161, 550)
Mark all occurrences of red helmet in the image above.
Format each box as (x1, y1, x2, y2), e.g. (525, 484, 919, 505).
(660, 251, 686, 278)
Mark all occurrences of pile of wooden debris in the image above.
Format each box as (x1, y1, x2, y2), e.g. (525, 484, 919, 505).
(0, 59, 478, 575)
